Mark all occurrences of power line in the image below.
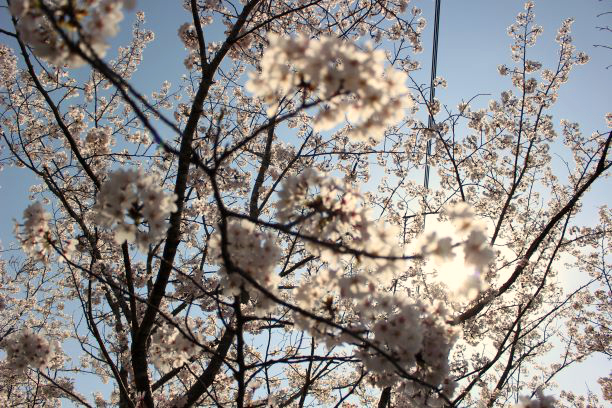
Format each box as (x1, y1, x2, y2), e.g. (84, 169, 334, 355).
(423, 0, 442, 226)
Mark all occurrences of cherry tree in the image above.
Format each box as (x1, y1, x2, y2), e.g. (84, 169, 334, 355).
(0, 0, 610, 407)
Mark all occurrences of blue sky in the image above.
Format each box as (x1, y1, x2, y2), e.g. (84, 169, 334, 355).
(0, 0, 610, 403)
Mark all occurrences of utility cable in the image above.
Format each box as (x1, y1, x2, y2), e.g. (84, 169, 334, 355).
(423, 0, 442, 227)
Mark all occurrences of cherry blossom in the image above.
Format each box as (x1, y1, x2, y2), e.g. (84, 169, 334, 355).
(0, 0, 608, 406)
(14, 202, 53, 263)
(0, 329, 57, 373)
(247, 34, 412, 142)
(94, 169, 177, 250)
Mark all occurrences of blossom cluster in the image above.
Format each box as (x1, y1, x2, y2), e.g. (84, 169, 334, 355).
(358, 296, 424, 381)
(84, 126, 113, 156)
(9, 0, 135, 67)
(512, 390, 556, 408)
(0, 45, 17, 88)
(294, 280, 459, 401)
(149, 324, 201, 373)
(246, 34, 412, 142)
(359, 298, 458, 402)
(420, 202, 494, 271)
(178, 23, 199, 50)
(94, 169, 177, 250)
(277, 168, 403, 278)
(278, 172, 500, 399)
(15, 202, 53, 262)
(278, 171, 463, 397)
(208, 219, 281, 312)
(414, 203, 495, 301)
(0, 329, 56, 373)
(177, 22, 199, 70)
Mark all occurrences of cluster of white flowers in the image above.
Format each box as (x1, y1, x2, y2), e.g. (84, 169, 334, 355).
(447, 202, 495, 270)
(9, 0, 134, 67)
(416, 203, 494, 300)
(293, 268, 339, 319)
(157, 395, 188, 408)
(84, 126, 113, 156)
(298, 288, 460, 401)
(498, 64, 510, 76)
(396, 302, 458, 405)
(278, 174, 475, 397)
(512, 390, 556, 408)
(15, 202, 53, 262)
(358, 296, 423, 381)
(0, 45, 17, 88)
(15, 202, 77, 263)
(246, 34, 412, 142)
(178, 23, 198, 50)
(357, 297, 458, 400)
(277, 168, 403, 278)
(94, 169, 177, 250)
(0, 329, 56, 373)
(419, 203, 494, 270)
(177, 22, 200, 70)
(208, 219, 281, 312)
(149, 324, 201, 373)
(418, 231, 454, 263)
(463, 229, 495, 268)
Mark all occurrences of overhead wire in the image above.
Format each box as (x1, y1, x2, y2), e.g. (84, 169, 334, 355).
(423, 0, 442, 227)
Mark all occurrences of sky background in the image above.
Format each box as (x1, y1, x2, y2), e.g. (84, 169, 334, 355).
(0, 0, 611, 404)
